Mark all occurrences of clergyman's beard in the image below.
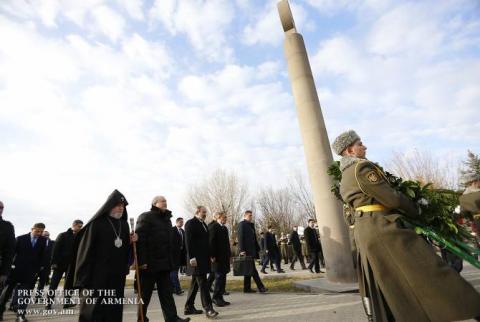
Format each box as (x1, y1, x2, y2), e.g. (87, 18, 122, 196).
(110, 212, 123, 219)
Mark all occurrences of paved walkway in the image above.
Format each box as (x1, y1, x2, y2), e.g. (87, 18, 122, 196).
(2, 263, 479, 321)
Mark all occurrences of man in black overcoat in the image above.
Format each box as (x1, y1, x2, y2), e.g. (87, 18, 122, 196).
(136, 196, 189, 322)
(304, 219, 324, 274)
(69, 189, 134, 322)
(184, 206, 218, 319)
(34, 230, 54, 297)
(170, 217, 186, 295)
(260, 226, 284, 274)
(0, 200, 15, 321)
(46, 219, 83, 309)
(208, 212, 231, 307)
(0, 222, 47, 322)
(237, 211, 267, 293)
(289, 226, 306, 270)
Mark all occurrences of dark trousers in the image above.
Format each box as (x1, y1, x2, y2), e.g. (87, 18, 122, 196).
(170, 268, 181, 293)
(206, 272, 215, 291)
(243, 266, 265, 291)
(139, 270, 178, 322)
(35, 267, 51, 292)
(308, 251, 321, 273)
(291, 249, 306, 269)
(261, 251, 281, 271)
(0, 278, 34, 316)
(48, 266, 71, 303)
(212, 272, 226, 300)
(185, 274, 213, 310)
(79, 278, 125, 322)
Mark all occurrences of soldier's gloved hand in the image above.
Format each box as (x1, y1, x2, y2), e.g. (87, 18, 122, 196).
(0, 275, 7, 287)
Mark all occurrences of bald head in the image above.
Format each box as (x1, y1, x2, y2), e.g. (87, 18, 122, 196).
(152, 196, 167, 210)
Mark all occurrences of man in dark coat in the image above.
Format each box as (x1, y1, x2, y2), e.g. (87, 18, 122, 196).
(46, 219, 83, 309)
(34, 231, 54, 297)
(170, 217, 186, 296)
(0, 200, 15, 321)
(208, 212, 231, 307)
(260, 226, 284, 274)
(304, 219, 324, 274)
(136, 196, 189, 322)
(184, 206, 218, 319)
(289, 226, 306, 270)
(237, 211, 267, 293)
(70, 189, 134, 322)
(0, 223, 47, 322)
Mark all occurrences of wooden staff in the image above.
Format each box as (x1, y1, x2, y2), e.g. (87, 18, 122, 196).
(130, 218, 144, 322)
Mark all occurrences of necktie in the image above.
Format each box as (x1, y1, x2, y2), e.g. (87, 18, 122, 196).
(31, 237, 37, 247)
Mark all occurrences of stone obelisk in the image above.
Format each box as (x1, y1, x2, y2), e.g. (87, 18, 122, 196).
(277, 0, 356, 283)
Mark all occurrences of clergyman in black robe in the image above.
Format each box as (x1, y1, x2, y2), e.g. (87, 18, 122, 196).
(69, 189, 133, 322)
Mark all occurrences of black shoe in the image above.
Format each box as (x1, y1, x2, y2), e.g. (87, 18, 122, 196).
(63, 303, 76, 309)
(175, 290, 185, 295)
(309, 268, 314, 274)
(277, 269, 285, 273)
(206, 309, 218, 319)
(289, 265, 294, 270)
(16, 315, 28, 322)
(223, 291, 230, 296)
(177, 317, 191, 322)
(212, 299, 226, 307)
(260, 269, 268, 274)
(222, 300, 231, 306)
(184, 307, 203, 315)
(243, 289, 256, 293)
(259, 287, 268, 293)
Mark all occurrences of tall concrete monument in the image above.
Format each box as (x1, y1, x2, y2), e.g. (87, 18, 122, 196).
(277, 0, 356, 283)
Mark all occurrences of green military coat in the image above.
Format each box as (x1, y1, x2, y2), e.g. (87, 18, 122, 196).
(339, 156, 480, 322)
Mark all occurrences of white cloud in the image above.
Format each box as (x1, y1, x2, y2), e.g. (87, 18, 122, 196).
(91, 5, 126, 42)
(242, 1, 310, 46)
(116, 0, 144, 21)
(149, 0, 234, 62)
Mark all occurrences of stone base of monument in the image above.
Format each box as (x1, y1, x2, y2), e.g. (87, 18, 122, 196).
(294, 278, 359, 293)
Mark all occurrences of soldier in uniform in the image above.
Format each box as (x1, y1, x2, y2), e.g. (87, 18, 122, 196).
(332, 130, 480, 322)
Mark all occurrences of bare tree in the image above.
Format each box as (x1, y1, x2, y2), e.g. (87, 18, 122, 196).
(184, 169, 250, 243)
(288, 171, 316, 224)
(386, 149, 458, 189)
(256, 186, 303, 234)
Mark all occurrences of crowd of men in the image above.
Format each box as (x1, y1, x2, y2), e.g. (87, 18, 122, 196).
(0, 196, 325, 322)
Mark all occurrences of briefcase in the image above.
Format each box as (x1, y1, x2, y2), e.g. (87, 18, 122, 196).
(233, 256, 254, 276)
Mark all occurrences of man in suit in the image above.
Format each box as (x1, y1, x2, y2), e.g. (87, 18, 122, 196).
(46, 219, 83, 310)
(33, 231, 54, 299)
(0, 223, 47, 322)
(184, 206, 218, 319)
(304, 219, 324, 274)
(171, 217, 186, 296)
(260, 226, 284, 274)
(289, 226, 306, 270)
(237, 210, 267, 293)
(208, 212, 231, 307)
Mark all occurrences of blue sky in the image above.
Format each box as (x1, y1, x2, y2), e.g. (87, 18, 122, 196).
(0, 0, 479, 238)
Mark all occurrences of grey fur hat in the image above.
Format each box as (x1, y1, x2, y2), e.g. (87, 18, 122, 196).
(332, 130, 360, 155)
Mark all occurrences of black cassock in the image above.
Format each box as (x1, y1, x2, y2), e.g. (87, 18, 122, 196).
(68, 190, 131, 322)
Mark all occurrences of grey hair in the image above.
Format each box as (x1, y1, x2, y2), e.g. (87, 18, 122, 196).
(151, 195, 166, 206)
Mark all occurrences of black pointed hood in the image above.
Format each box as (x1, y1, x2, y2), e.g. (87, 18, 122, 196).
(87, 189, 128, 223)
